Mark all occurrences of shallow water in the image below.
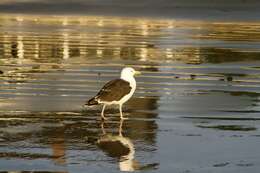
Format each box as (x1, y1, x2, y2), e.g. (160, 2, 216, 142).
(0, 15, 260, 172)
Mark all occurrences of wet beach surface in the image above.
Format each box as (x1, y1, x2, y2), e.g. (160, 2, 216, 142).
(0, 15, 260, 172)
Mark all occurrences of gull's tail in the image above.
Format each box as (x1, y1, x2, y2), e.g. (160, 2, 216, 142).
(86, 97, 99, 106)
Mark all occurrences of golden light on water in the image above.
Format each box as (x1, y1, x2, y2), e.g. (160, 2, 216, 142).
(140, 21, 149, 36)
(62, 17, 68, 26)
(166, 48, 174, 58)
(3, 34, 9, 57)
(97, 19, 104, 27)
(139, 48, 148, 61)
(62, 33, 69, 60)
(0, 14, 259, 65)
(15, 16, 24, 22)
(34, 39, 39, 58)
(17, 35, 24, 61)
(113, 47, 121, 56)
(0, 12, 260, 173)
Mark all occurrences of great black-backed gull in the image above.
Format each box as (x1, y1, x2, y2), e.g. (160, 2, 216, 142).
(86, 67, 140, 120)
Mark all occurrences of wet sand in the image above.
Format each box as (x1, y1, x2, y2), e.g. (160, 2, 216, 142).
(0, 15, 260, 172)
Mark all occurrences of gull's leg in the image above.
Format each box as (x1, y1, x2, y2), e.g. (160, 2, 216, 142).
(101, 104, 107, 120)
(119, 119, 124, 136)
(119, 104, 128, 120)
(101, 120, 106, 134)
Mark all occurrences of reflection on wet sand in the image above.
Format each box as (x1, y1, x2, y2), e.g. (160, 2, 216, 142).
(0, 14, 260, 173)
(0, 92, 159, 171)
(97, 120, 158, 172)
(0, 15, 260, 66)
(50, 127, 67, 166)
(98, 120, 137, 171)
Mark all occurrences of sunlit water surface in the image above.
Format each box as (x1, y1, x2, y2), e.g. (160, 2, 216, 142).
(0, 15, 260, 173)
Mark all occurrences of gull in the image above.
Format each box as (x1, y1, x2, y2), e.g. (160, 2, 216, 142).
(86, 67, 140, 120)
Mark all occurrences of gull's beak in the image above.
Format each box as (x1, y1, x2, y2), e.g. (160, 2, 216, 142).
(134, 70, 141, 76)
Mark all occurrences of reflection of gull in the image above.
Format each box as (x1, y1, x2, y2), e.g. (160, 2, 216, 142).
(97, 120, 138, 172)
(97, 120, 158, 171)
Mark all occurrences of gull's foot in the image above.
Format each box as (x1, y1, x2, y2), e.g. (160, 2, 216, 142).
(96, 115, 108, 121)
(100, 116, 108, 121)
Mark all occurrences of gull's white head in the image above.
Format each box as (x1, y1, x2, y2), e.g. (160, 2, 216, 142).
(120, 67, 140, 81)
